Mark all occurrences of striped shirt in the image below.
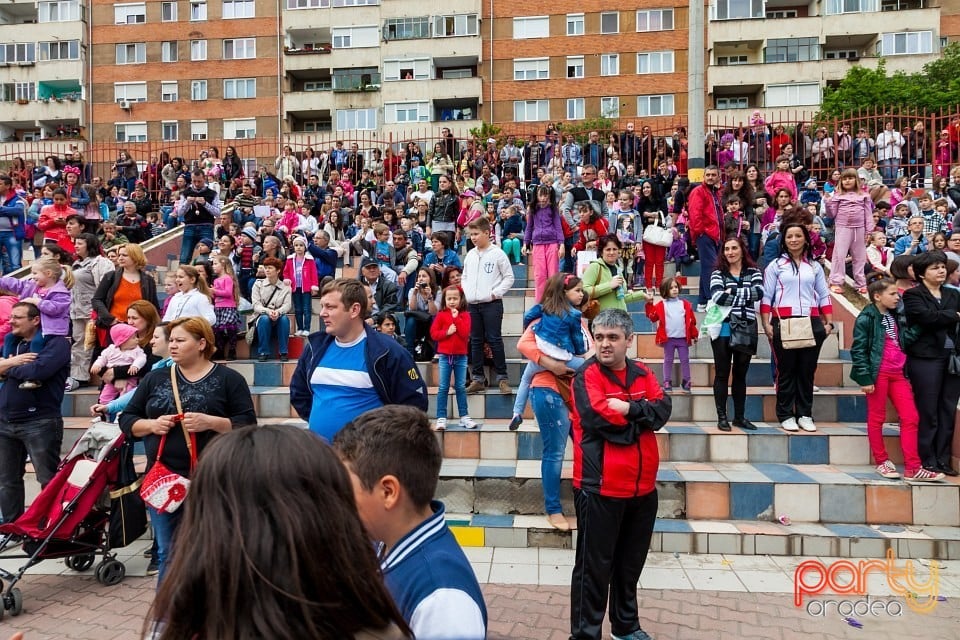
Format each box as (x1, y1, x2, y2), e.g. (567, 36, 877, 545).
(709, 267, 764, 321)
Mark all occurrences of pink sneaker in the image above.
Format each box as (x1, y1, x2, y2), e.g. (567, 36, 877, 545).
(875, 460, 900, 479)
(905, 468, 944, 482)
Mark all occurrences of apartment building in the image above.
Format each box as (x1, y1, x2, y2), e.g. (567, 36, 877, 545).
(89, 0, 280, 148)
(485, 2, 689, 127)
(0, 0, 87, 142)
(281, 0, 483, 139)
(708, 0, 946, 120)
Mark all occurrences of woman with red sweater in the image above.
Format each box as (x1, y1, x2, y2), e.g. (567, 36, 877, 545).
(429, 284, 473, 431)
(645, 277, 698, 393)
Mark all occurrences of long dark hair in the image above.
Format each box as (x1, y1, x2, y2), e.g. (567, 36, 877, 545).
(149, 425, 412, 640)
(778, 222, 814, 265)
(716, 235, 755, 273)
(527, 185, 558, 223)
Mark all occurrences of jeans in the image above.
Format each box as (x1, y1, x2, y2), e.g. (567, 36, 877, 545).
(161, 206, 178, 230)
(179, 223, 214, 265)
(867, 369, 921, 473)
(0, 231, 22, 274)
(513, 356, 586, 417)
(404, 314, 431, 358)
(148, 506, 184, 585)
(436, 354, 468, 420)
(696, 235, 719, 306)
(530, 387, 571, 515)
(256, 314, 290, 357)
(879, 158, 899, 187)
(0, 417, 63, 523)
(291, 290, 312, 333)
(469, 300, 508, 382)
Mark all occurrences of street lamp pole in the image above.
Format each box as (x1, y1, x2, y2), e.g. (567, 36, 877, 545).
(688, 0, 706, 183)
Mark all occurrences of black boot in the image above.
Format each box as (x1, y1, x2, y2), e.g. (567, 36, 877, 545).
(717, 409, 731, 432)
(226, 332, 238, 361)
(213, 330, 226, 361)
(733, 417, 757, 431)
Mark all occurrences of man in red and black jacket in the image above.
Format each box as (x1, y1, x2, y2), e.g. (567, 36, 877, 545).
(569, 307, 671, 640)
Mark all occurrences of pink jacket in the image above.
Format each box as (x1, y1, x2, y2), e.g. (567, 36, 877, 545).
(764, 172, 798, 201)
(825, 191, 874, 230)
(283, 254, 319, 292)
(212, 275, 237, 309)
(0, 294, 18, 342)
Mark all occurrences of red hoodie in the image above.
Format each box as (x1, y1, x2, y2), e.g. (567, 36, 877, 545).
(430, 308, 471, 355)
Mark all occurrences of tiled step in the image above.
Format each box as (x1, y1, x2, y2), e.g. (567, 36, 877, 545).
(435, 458, 960, 527)
(443, 513, 960, 560)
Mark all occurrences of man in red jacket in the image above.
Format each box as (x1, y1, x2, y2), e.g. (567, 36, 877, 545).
(686, 165, 723, 311)
(569, 308, 672, 640)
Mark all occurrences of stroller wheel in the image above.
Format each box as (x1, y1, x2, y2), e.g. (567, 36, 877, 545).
(3, 588, 22, 616)
(65, 554, 96, 572)
(95, 559, 125, 586)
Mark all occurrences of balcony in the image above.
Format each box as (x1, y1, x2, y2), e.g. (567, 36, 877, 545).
(0, 97, 84, 128)
(381, 75, 480, 103)
(332, 71, 381, 92)
(709, 8, 937, 44)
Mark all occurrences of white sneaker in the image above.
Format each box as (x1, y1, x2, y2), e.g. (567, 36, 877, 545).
(433, 418, 447, 431)
(459, 416, 479, 430)
(876, 460, 901, 479)
(780, 417, 799, 432)
(798, 416, 817, 432)
(696, 303, 707, 313)
(813, 385, 821, 392)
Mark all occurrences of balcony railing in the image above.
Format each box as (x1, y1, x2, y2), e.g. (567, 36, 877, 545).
(332, 72, 381, 92)
(285, 45, 331, 55)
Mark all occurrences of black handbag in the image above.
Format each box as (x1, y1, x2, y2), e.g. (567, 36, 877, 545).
(108, 437, 148, 549)
(729, 310, 758, 355)
(948, 327, 960, 376)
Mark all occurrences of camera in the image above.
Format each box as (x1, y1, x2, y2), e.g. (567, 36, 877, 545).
(418, 283, 428, 290)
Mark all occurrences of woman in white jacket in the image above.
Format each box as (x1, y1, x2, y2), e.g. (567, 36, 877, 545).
(162, 264, 217, 325)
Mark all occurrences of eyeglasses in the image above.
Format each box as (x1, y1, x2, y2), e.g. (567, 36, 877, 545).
(9, 315, 31, 320)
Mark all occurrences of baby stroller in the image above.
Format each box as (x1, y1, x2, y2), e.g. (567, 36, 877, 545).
(0, 421, 137, 618)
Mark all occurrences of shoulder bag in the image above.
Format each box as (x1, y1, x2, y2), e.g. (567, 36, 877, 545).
(246, 283, 280, 344)
(948, 326, 960, 376)
(642, 211, 674, 248)
(139, 366, 196, 514)
(775, 262, 816, 350)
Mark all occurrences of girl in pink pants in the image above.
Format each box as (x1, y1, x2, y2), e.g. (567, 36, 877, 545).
(825, 168, 873, 295)
(523, 185, 566, 300)
(850, 276, 943, 482)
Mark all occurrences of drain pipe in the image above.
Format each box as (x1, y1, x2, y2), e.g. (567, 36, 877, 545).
(488, 0, 493, 123)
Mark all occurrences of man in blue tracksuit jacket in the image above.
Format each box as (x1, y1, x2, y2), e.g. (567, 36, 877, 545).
(0, 175, 27, 273)
(290, 278, 427, 440)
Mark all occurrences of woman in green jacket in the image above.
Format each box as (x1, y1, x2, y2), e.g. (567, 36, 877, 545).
(850, 274, 939, 481)
(581, 234, 647, 312)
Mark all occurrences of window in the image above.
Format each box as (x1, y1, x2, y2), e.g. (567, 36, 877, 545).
(637, 94, 674, 116)
(764, 38, 820, 63)
(333, 0, 378, 5)
(224, 118, 256, 139)
(336, 108, 377, 131)
(39, 41, 79, 61)
(637, 51, 674, 74)
(766, 82, 820, 106)
(600, 97, 620, 118)
(191, 79, 207, 100)
(0, 83, 36, 101)
(38, 1, 81, 22)
(878, 31, 933, 55)
(115, 122, 147, 142)
(600, 12, 619, 34)
(714, 0, 764, 20)
(0, 44, 35, 64)
(766, 9, 798, 18)
(332, 67, 380, 90)
(384, 58, 430, 81)
(115, 43, 146, 64)
(566, 13, 584, 36)
(513, 16, 549, 39)
(383, 17, 429, 41)
(513, 99, 549, 122)
(190, 1, 206, 20)
(223, 38, 255, 59)
(190, 120, 208, 140)
(303, 80, 332, 91)
(300, 122, 331, 133)
(223, 0, 254, 18)
(440, 68, 472, 79)
(224, 78, 256, 98)
(162, 41, 178, 62)
(716, 96, 749, 109)
(636, 9, 673, 31)
(161, 81, 179, 101)
(190, 40, 207, 60)
(567, 98, 584, 120)
(600, 54, 620, 76)
(433, 14, 478, 37)
(385, 102, 429, 124)
(825, 0, 879, 14)
(114, 82, 147, 103)
(513, 58, 549, 81)
(114, 3, 146, 24)
(566, 56, 584, 79)
(717, 54, 748, 65)
(161, 1, 177, 21)
(332, 26, 378, 48)
(162, 121, 179, 141)
(825, 49, 859, 59)
(240, 159, 258, 177)
(287, 0, 328, 8)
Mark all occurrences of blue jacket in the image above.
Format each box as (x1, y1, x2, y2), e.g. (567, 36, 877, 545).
(0, 191, 27, 240)
(423, 249, 462, 270)
(0, 335, 70, 421)
(524, 303, 585, 356)
(307, 243, 339, 279)
(290, 324, 428, 421)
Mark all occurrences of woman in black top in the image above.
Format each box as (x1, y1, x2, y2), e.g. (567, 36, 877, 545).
(902, 250, 960, 476)
(709, 236, 764, 432)
(120, 316, 256, 581)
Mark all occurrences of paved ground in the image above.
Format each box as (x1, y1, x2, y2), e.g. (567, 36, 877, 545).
(1, 544, 957, 639)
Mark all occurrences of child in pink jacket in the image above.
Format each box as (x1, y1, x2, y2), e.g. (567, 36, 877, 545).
(211, 255, 241, 360)
(283, 236, 320, 336)
(764, 155, 798, 202)
(825, 169, 874, 294)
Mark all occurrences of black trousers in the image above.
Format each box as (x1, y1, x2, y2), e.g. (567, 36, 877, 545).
(906, 354, 960, 468)
(771, 317, 826, 422)
(469, 300, 508, 381)
(711, 335, 753, 419)
(570, 489, 658, 640)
